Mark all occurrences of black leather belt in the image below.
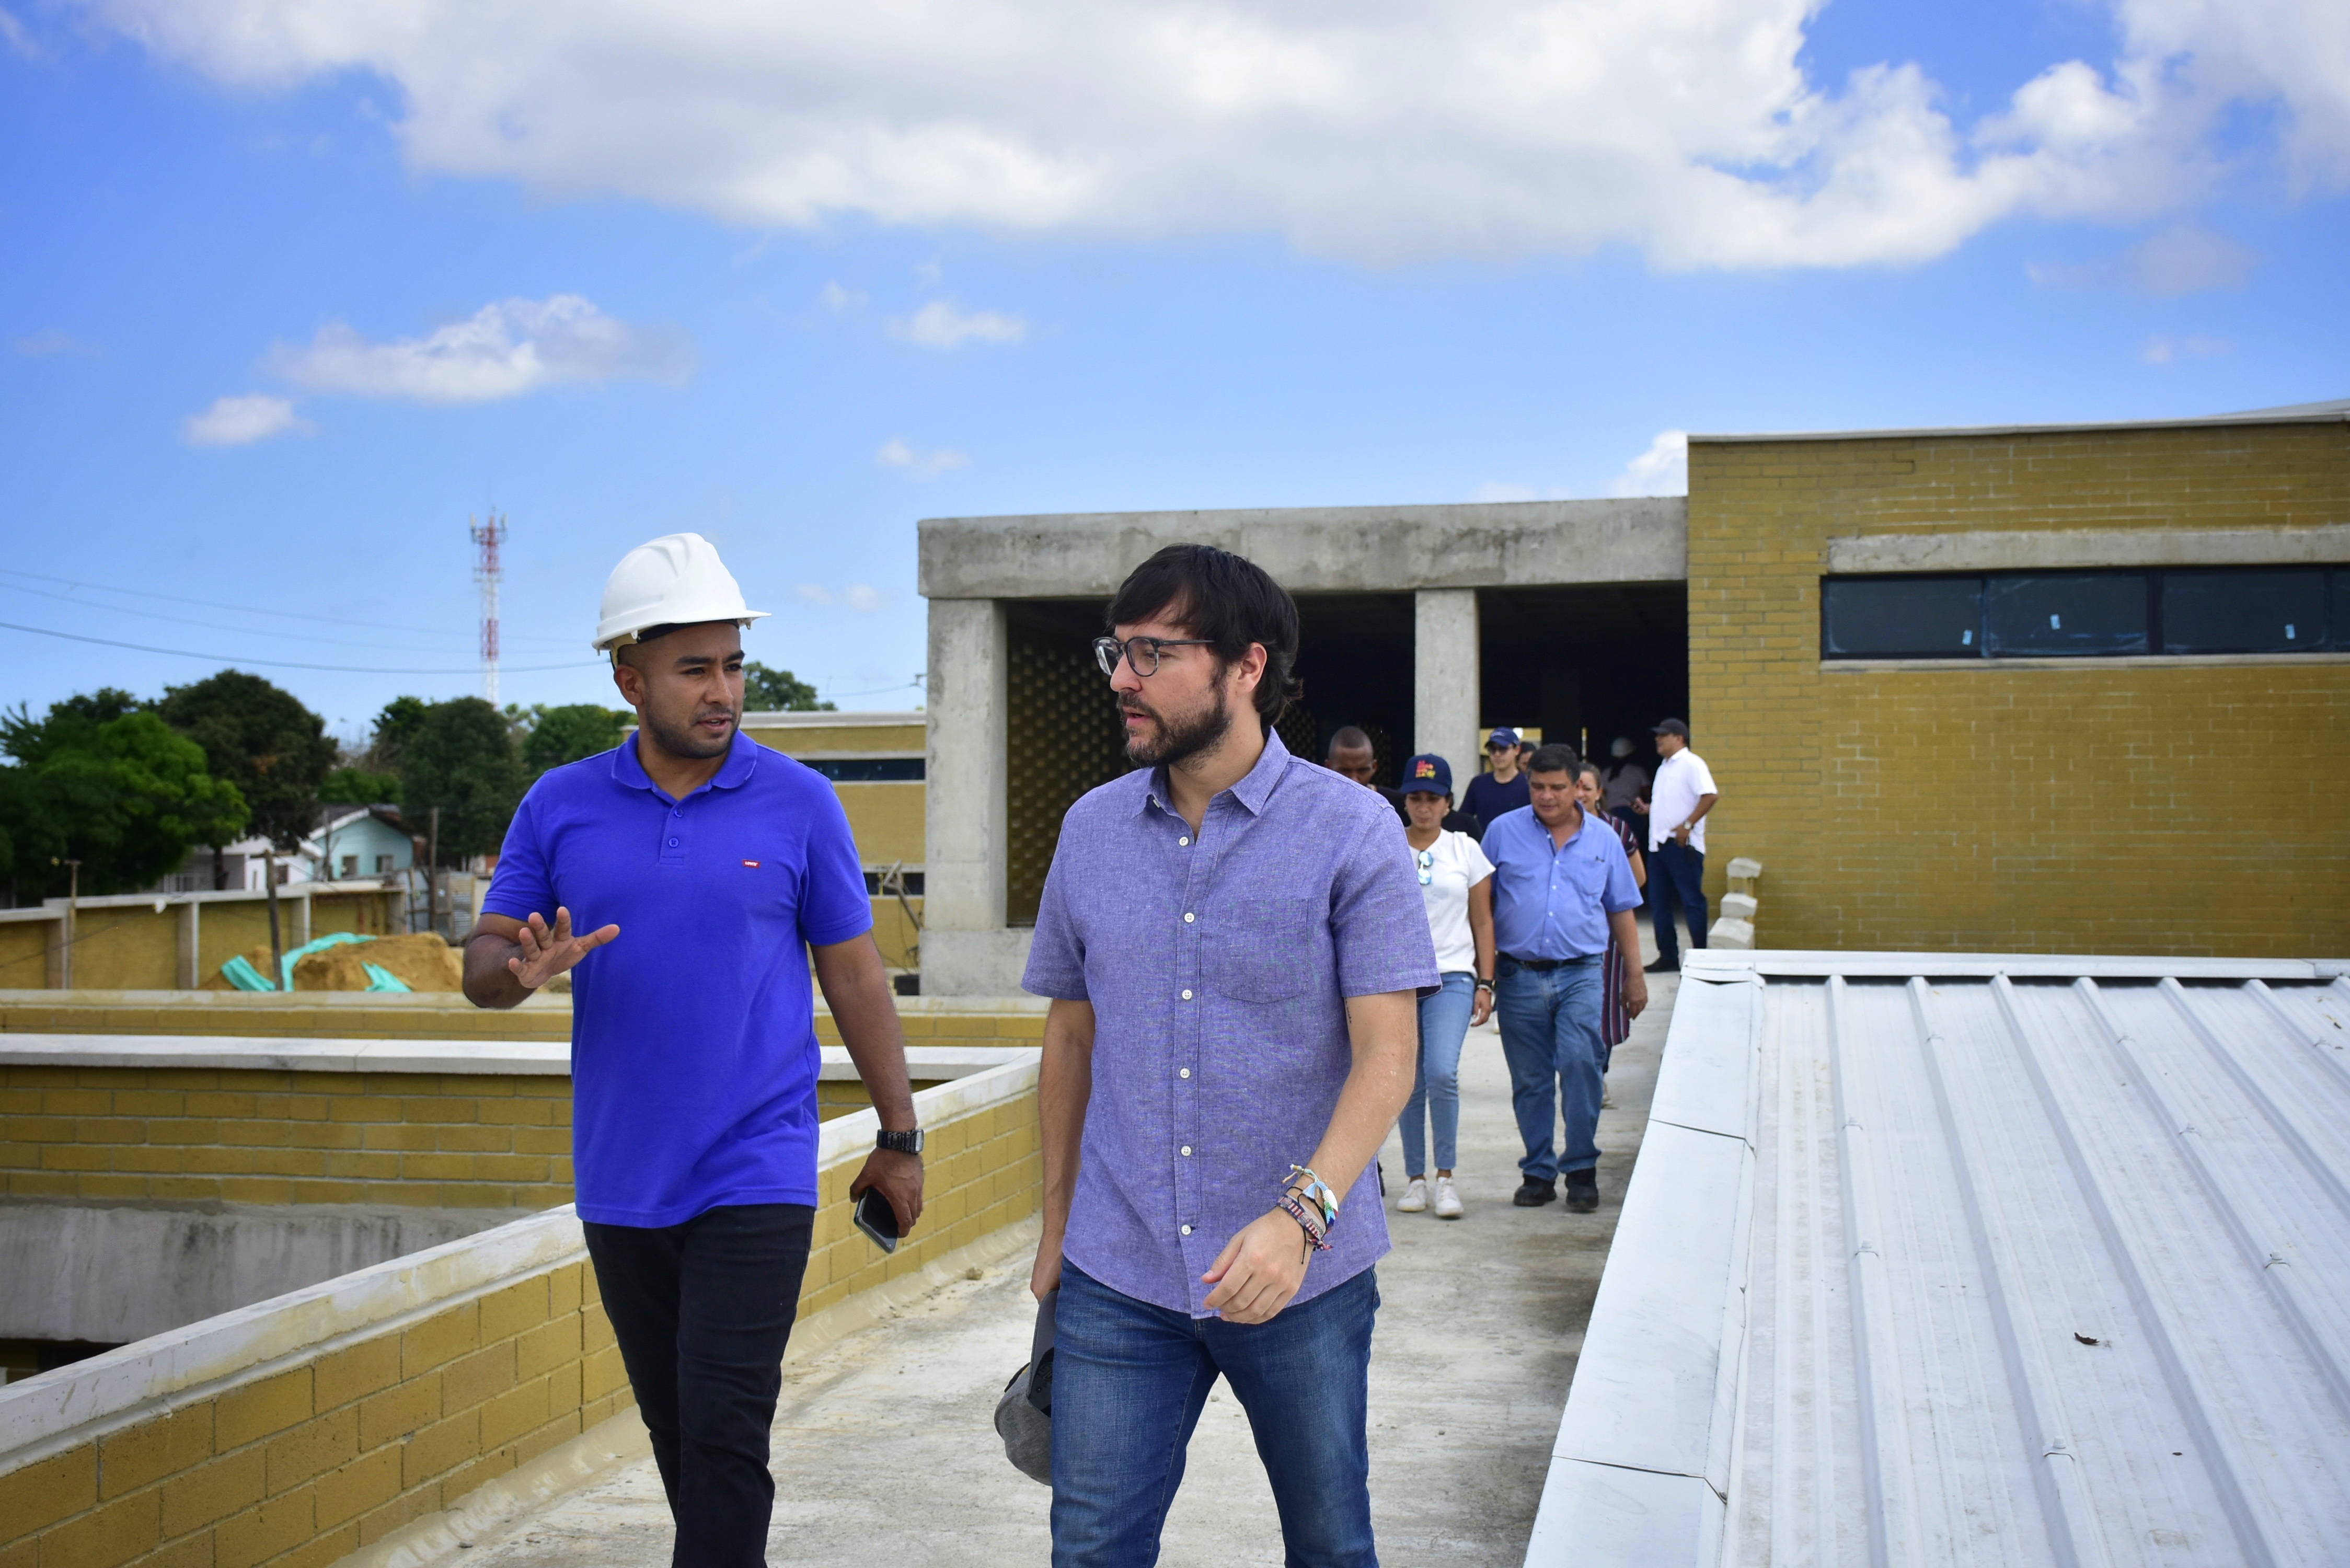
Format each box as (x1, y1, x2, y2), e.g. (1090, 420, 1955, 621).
(1500, 953, 1602, 972)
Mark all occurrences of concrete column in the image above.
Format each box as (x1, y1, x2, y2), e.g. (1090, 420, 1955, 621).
(921, 599, 1028, 995)
(1414, 589, 1482, 777)
(178, 900, 201, 989)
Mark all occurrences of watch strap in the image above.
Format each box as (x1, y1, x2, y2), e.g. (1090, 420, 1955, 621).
(876, 1127, 924, 1156)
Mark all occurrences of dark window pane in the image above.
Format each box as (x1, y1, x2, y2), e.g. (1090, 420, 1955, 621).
(2162, 569, 2328, 653)
(804, 757, 925, 782)
(1985, 573, 2147, 656)
(1823, 577, 1984, 658)
(2334, 571, 2350, 651)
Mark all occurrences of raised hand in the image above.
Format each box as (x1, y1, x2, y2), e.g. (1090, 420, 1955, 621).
(505, 907, 621, 990)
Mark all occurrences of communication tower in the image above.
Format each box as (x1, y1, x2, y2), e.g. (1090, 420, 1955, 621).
(470, 513, 508, 705)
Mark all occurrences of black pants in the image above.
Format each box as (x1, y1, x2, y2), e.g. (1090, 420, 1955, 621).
(583, 1203, 815, 1568)
(1648, 840, 1709, 966)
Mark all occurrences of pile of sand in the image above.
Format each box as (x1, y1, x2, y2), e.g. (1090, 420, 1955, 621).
(204, 932, 467, 993)
(296, 933, 466, 992)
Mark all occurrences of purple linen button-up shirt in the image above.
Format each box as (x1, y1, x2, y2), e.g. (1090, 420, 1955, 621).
(1023, 728, 1439, 1318)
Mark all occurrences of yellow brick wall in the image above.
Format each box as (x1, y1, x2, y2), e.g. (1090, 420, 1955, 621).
(0, 923, 49, 991)
(0, 1257, 627, 1568)
(0, 995, 1049, 1050)
(1686, 419, 2350, 956)
(0, 1077, 1039, 1568)
(0, 1068, 955, 1207)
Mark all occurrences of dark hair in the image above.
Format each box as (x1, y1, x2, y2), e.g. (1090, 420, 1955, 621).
(1526, 742, 1582, 776)
(1327, 725, 1372, 754)
(1105, 544, 1303, 722)
(1575, 760, 1603, 784)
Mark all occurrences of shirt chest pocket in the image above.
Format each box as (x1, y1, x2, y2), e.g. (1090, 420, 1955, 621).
(1202, 895, 1318, 1002)
(1563, 846, 1612, 902)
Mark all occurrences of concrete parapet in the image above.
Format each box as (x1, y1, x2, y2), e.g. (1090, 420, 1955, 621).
(0, 1056, 1042, 1568)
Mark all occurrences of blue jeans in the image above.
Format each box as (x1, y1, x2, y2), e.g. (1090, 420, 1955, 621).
(1492, 955, 1606, 1182)
(1051, 1260, 1380, 1567)
(1648, 840, 1708, 966)
(1399, 972, 1474, 1175)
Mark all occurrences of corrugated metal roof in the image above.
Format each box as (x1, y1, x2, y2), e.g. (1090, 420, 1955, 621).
(1529, 951, 2350, 1567)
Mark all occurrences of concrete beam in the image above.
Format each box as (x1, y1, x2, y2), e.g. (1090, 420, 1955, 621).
(1826, 521, 2350, 574)
(1414, 589, 1481, 775)
(922, 600, 1012, 996)
(918, 499, 1687, 601)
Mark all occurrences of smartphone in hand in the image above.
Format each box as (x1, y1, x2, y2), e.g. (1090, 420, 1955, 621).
(853, 1186, 901, 1254)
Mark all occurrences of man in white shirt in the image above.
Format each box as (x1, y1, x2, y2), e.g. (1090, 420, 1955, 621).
(1643, 719, 1719, 974)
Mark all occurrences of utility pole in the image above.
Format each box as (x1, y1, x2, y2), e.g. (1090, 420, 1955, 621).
(428, 806, 442, 940)
(53, 858, 80, 990)
(471, 512, 508, 707)
(264, 850, 283, 990)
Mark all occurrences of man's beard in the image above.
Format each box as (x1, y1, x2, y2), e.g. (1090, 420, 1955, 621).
(1122, 686, 1234, 769)
(643, 702, 737, 761)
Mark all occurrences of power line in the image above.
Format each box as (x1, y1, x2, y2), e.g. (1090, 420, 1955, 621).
(0, 579, 498, 655)
(0, 618, 600, 677)
(0, 566, 578, 646)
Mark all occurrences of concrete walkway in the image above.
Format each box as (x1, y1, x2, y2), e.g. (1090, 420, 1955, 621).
(453, 970, 1679, 1567)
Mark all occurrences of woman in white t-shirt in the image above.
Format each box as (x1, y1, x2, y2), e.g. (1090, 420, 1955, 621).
(1395, 753, 1495, 1220)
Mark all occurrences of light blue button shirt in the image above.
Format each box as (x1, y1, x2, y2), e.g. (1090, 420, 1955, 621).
(1481, 804, 1644, 961)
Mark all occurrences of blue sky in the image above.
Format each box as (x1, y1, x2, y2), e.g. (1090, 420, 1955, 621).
(3, 0, 2344, 740)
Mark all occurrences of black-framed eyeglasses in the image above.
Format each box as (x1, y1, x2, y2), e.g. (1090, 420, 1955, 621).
(1093, 635, 1215, 678)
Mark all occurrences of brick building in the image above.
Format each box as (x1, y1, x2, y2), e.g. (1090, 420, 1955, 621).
(914, 398, 2347, 990)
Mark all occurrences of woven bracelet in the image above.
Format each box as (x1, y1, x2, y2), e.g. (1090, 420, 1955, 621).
(1276, 1192, 1333, 1251)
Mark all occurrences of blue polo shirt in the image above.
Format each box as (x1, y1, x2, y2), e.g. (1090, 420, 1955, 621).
(483, 730, 872, 1227)
(1482, 804, 1643, 961)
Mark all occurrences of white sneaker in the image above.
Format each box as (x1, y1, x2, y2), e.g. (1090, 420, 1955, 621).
(1398, 1177, 1429, 1213)
(1433, 1176, 1464, 1219)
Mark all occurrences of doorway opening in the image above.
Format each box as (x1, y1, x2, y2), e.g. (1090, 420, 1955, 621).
(1280, 593, 1415, 785)
(1477, 584, 1687, 768)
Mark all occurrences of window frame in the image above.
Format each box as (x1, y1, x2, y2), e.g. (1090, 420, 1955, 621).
(1819, 564, 2347, 662)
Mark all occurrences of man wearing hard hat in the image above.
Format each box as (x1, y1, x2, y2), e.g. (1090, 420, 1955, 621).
(463, 533, 925, 1567)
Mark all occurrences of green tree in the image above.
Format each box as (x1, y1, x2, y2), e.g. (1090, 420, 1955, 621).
(319, 766, 401, 804)
(397, 698, 527, 866)
(0, 704, 246, 898)
(743, 662, 833, 712)
(515, 704, 633, 776)
(155, 672, 335, 877)
(367, 696, 432, 767)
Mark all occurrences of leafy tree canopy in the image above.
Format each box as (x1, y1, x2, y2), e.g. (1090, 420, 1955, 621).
(512, 703, 633, 776)
(155, 671, 335, 851)
(743, 662, 833, 712)
(0, 705, 247, 898)
(319, 766, 401, 805)
(397, 697, 527, 866)
(367, 696, 432, 767)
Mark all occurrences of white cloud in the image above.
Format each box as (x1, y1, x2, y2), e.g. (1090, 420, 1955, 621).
(820, 281, 867, 310)
(13, 329, 100, 357)
(0, 7, 43, 59)
(792, 581, 893, 612)
(1609, 431, 1688, 498)
(271, 294, 691, 403)
(74, 0, 2350, 269)
(875, 437, 970, 479)
(2029, 223, 2258, 294)
(2139, 333, 2232, 364)
(886, 300, 1027, 349)
(183, 393, 309, 446)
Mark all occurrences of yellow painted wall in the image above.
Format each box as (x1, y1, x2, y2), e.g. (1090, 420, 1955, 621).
(744, 721, 928, 872)
(746, 720, 924, 754)
(0, 1078, 1040, 1568)
(0, 919, 52, 990)
(1686, 418, 2350, 956)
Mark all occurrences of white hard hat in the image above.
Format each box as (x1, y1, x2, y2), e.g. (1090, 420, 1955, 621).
(593, 533, 768, 653)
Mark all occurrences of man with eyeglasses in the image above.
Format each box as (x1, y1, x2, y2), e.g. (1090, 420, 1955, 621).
(1024, 543, 1434, 1567)
(1480, 742, 1646, 1215)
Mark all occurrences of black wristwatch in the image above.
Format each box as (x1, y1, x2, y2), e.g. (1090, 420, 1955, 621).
(876, 1128, 925, 1156)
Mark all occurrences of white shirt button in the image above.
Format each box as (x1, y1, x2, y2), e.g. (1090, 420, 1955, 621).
(1183, 912, 1195, 923)
(1181, 1145, 1193, 1157)
(1181, 1224, 1193, 1236)
(1179, 1068, 1191, 1079)
(1179, 836, 1191, 846)
(1181, 989, 1193, 1000)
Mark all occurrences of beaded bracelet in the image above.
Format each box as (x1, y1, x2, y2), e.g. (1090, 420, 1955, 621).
(1276, 1191, 1333, 1252)
(1284, 1164, 1340, 1228)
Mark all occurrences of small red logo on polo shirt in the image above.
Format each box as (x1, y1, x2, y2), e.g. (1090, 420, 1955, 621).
(742, 859, 761, 868)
